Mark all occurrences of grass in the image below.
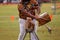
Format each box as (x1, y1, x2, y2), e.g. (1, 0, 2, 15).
(0, 3, 60, 40)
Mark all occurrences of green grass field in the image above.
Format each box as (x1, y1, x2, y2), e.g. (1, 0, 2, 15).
(0, 3, 60, 40)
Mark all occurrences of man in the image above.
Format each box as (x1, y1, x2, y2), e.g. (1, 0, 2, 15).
(18, 0, 40, 40)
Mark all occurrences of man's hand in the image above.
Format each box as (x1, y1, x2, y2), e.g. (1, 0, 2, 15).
(34, 15, 40, 20)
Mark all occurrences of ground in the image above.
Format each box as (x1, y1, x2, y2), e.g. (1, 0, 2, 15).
(0, 3, 60, 40)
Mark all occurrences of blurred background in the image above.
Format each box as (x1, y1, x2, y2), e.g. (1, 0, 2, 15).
(0, 0, 60, 40)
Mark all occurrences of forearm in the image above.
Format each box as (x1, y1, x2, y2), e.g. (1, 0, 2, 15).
(20, 9, 36, 19)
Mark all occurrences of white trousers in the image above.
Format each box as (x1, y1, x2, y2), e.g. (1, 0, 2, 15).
(18, 18, 39, 40)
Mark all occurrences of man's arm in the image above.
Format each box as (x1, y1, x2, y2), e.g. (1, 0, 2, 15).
(30, 0, 40, 14)
(18, 3, 39, 19)
(21, 9, 37, 19)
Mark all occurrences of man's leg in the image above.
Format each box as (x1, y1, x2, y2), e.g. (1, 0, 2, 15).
(30, 31, 39, 40)
(30, 19, 39, 40)
(18, 31, 27, 40)
(18, 18, 26, 40)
